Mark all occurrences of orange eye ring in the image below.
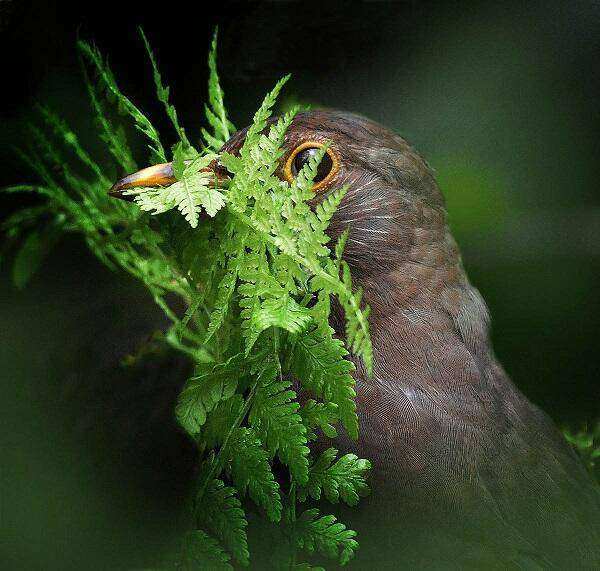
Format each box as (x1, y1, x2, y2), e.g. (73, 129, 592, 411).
(283, 141, 340, 191)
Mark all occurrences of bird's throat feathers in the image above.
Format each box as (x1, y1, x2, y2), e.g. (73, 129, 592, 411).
(335, 196, 494, 387)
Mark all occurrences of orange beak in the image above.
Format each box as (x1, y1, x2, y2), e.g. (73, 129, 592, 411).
(109, 160, 229, 199)
(109, 162, 178, 199)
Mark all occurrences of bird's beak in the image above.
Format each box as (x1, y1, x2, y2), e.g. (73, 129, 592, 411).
(108, 160, 228, 200)
(109, 162, 177, 200)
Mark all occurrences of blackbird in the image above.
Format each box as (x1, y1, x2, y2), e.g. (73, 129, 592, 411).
(111, 110, 600, 569)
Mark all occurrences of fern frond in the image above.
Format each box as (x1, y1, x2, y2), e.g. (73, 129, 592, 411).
(78, 39, 167, 162)
(176, 354, 243, 435)
(299, 399, 338, 440)
(204, 256, 240, 342)
(37, 105, 110, 188)
(249, 360, 310, 484)
(139, 27, 191, 148)
(199, 479, 249, 566)
(227, 427, 283, 522)
(243, 74, 290, 147)
(290, 325, 358, 439)
(315, 185, 349, 227)
(80, 57, 137, 173)
(182, 530, 233, 571)
(299, 447, 370, 506)
(204, 29, 234, 150)
(338, 260, 373, 374)
(124, 150, 225, 227)
(290, 143, 329, 203)
(244, 295, 311, 354)
(294, 508, 358, 566)
(1, 205, 49, 238)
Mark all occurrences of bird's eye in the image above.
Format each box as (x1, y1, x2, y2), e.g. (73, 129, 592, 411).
(284, 141, 339, 191)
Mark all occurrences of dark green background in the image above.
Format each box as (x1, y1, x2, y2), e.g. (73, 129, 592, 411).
(1, 1, 599, 569)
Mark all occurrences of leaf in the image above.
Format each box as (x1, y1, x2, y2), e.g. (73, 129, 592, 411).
(200, 186, 227, 217)
(139, 27, 191, 148)
(175, 355, 243, 435)
(124, 146, 225, 227)
(290, 326, 358, 439)
(182, 530, 233, 571)
(243, 74, 290, 147)
(204, 29, 234, 150)
(219, 152, 242, 174)
(294, 508, 358, 566)
(80, 57, 137, 173)
(243, 295, 312, 353)
(198, 479, 249, 566)
(299, 448, 371, 506)
(337, 261, 373, 375)
(202, 397, 283, 523)
(125, 172, 225, 227)
(202, 395, 245, 448)
(315, 185, 349, 227)
(249, 361, 310, 484)
(78, 39, 167, 162)
(227, 427, 283, 522)
(299, 399, 338, 440)
(205, 257, 240, 342)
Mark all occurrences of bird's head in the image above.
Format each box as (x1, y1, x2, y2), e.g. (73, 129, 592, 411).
(110, 110, 455, 291)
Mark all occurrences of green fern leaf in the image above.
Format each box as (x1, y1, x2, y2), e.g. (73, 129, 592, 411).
(80, 59, 137, 173)
(290, 325, 358, 439)
(227, 427, 283, 522)
(199, 479, 249, 566)
(294, 508, 358, 566)
(299, 399, 338, 440)
(78, 40, 167, 163)
(299, 447, 371, 506)
(182, 530, 233, 571)
(176, 355, 243, 435)
(202, 394, 244, 448)
(315, 185, 349, 227)
(249, 361, 310, 484)
(124, 151, 225, 227)
(139, 28, 191, 148)
(244, 295, 312, 354)
(205, 258, 240, 342)
(244, 75, 290, 147)
(204, 29, 234, 149)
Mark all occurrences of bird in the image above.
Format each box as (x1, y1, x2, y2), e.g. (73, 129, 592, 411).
(110, 110, 600, 569)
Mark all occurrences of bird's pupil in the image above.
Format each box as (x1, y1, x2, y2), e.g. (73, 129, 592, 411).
(292, 147, 333, 183)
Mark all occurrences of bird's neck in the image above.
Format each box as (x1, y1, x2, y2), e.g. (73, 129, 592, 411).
(346, 222, 496, 385)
